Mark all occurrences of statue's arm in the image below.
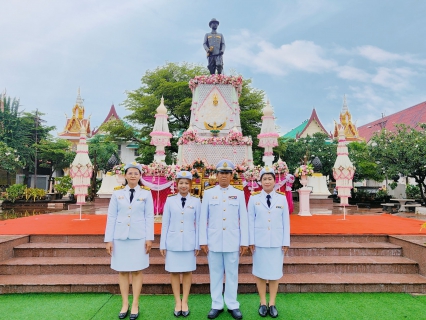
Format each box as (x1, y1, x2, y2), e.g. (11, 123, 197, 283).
(220, 34, 225, 54)
(203, 33, 210, 52)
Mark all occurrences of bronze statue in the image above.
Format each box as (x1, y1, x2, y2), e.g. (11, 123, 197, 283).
(203, 18, 226, 75)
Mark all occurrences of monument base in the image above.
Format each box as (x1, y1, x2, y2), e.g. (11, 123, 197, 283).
(310, 198, 334, 215)
(308, 175, 331, 199)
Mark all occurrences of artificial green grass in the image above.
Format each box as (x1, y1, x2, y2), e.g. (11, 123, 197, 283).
(0, 293, 425, 320)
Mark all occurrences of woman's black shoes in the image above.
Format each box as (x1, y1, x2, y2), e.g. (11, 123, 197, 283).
(182, 309, 190, 317)
(174, 310, 182, 317)
(118, 308, 129, 319)
(269, 305, 278, 318)
(129, 307, 139, 320)
(258, 304, 268, 317)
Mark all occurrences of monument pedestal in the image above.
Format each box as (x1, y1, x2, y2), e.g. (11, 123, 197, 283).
(308, 174, 331, 199)
(298, 187, 312, 216)
(97, 175, 120, 199)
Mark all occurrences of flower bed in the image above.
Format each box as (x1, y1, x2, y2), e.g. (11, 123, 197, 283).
(189, 74, 243, 95)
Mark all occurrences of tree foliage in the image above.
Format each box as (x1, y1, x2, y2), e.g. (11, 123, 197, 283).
(101, 62, 265, 164)
(0, 141, 23, 174)
(369, 124, 426, 200)
(37, 138, 76, 181)
(347, 141, 383, 182)
(279, 133, 337, 177)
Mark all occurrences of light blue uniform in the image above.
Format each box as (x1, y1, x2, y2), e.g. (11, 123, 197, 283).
(199, 185, 249, 310)
(104, 185, 154, 272)
(160, 193, 201, 272)
(248, 190, 290, 280)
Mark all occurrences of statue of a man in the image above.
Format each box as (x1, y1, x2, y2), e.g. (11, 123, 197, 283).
(203, 18, 226, 75)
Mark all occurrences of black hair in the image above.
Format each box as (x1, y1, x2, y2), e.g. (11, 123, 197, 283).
(260, 172, 275, 181)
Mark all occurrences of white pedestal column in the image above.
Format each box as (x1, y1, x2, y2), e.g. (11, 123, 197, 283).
(298, 187, 312, 216)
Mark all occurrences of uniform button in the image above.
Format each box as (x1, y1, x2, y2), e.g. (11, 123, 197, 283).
(181, 221, 183, 223)
(223, 218, 226, 221)
(268, 219, 271, 222)
(223, 209, 226, 211)
(268, 227, 270, 230)
(129, 207, 132, 209)
(181, 212, 184, 214)
(223, 228, 226, 230)
(127, 224, 130, 226)
(268, 211, 271, 214)
(180, 230, 183, 232)
(128, 215, 130, 217)
(223, 200, 226, 202)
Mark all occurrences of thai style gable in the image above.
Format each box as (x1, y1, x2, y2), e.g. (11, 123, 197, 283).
(92, 104, 120, 135)
(283, 109, 330, 140)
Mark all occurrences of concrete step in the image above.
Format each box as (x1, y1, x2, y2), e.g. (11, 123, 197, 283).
(1, 273, 426, 294)
(0, 255, 418, 275)
(13, 242, 402, 258)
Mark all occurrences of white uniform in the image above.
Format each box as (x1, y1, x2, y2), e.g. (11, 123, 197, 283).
(199, 185, 249, 310)
(104, 185, 154, 271)
(160, 193, 201, 272)
(248, 190, 290, 280)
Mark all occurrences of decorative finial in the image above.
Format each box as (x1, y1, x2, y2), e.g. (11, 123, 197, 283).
(156, 96, 168, 115)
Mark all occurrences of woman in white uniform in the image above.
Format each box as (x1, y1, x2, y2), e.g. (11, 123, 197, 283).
(105, 162, 154, 320)
(248, 166, 290, 318)
(160, 171, 201, 317)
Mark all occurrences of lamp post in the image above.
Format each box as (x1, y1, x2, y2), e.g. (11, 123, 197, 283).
(34, 109, 38, 188)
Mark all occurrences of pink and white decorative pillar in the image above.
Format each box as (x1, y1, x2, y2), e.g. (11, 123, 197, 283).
(333, 125, 355, 206)
(258, 100, 279, 166)
(150, 96, 172, 163)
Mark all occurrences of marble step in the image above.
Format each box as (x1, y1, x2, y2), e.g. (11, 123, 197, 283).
(1, 273, 426, 294)
(13, 242, 402, 258)
(0, 256, 419, 275)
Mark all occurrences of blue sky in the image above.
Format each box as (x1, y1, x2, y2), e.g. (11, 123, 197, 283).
(1, 0, 425, 136)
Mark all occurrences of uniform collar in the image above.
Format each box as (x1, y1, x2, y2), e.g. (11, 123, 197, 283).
(261, 189, 274, 198)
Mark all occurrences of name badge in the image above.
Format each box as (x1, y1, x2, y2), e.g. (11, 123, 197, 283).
(136, 198, 145, 201)
(229, 196, 237, 199)
(118, 196, 124, 200)
(255, 202, 260, 206)
(187, 205, 194, 209)
(212, 196, 218, 199)
(276, 206, 283, 208)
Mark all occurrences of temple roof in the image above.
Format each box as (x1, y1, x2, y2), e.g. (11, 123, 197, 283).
(333, 96, 363, 142)
(282, 109, 330, 140)
(92, 104, 120, 135)
(358, 101, 426, 142)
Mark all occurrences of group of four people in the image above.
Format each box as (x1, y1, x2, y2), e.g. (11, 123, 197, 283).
(105, 159, 290, 320)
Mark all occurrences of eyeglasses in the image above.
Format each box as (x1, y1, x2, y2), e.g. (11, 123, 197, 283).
(126, 173, 140, 176)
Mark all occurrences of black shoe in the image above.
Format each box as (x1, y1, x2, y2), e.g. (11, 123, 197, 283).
(269, 305, 278, 318)
(129, 307, 139, 320)
(182, 310, 190, 317)
(118, 308, 129, 319)
(207, 308, 223, 319)
(174, 310, 182, 317)
(228, 308, 243, 319)
(258, 304, 268, 317)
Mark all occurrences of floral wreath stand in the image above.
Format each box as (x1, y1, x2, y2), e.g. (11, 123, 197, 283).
(298, 174, 312, 216)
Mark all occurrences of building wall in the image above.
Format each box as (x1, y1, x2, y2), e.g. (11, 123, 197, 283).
(118, 144, 138, 164)
(301, 121, 325, 138)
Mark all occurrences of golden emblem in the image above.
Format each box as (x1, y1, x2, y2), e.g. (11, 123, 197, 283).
(223, 162, 228, 168)
(182, 172, 187, 176)
(204, 121, 226, 131)
(213, 93, 219, 106)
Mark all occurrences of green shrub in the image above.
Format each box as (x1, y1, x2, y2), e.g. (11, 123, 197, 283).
(55, 176, 73, 195)
(6, 184, 26, 202)
(406, 184, 421, 199)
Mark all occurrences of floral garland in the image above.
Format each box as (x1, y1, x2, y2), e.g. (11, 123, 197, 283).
(148, 161, 168, 177)
(189, 74, 243, 95)
(108, 164, 125, 176)
(177, 129, 252, 146)
(294, 164, 314, 177)
(164, 164, 181, 181)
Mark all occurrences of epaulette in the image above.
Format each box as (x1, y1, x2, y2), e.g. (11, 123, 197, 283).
(191, 194, 200, 198)
(204, 185, 215, 190)
(251, 191, 261, 195)
(141, 186, 151, 191)
(114, 185, 125, 190)
(276, 191, 286, 196)
(233, 185, 244, 191)
(168, 193, 177, 197)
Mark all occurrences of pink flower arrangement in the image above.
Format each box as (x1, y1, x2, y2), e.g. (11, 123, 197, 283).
(273, 160, 289, 175)
(189, 74, 243, 95)
(243, 166, 262, 181)
(294, 164, 314, 177)
(164, 164, 181, 181)
(110, 164, 125, 176)
(148, 161, 168, 177)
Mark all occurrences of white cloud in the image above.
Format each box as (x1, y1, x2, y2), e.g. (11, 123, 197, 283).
(356, 45, 426, 66)
(371, 67, 416, 91)
(227, 32, 337, 75)
(334, 65, 370, 82)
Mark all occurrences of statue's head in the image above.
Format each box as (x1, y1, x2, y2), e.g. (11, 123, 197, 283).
(209, 18, 219, 30)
